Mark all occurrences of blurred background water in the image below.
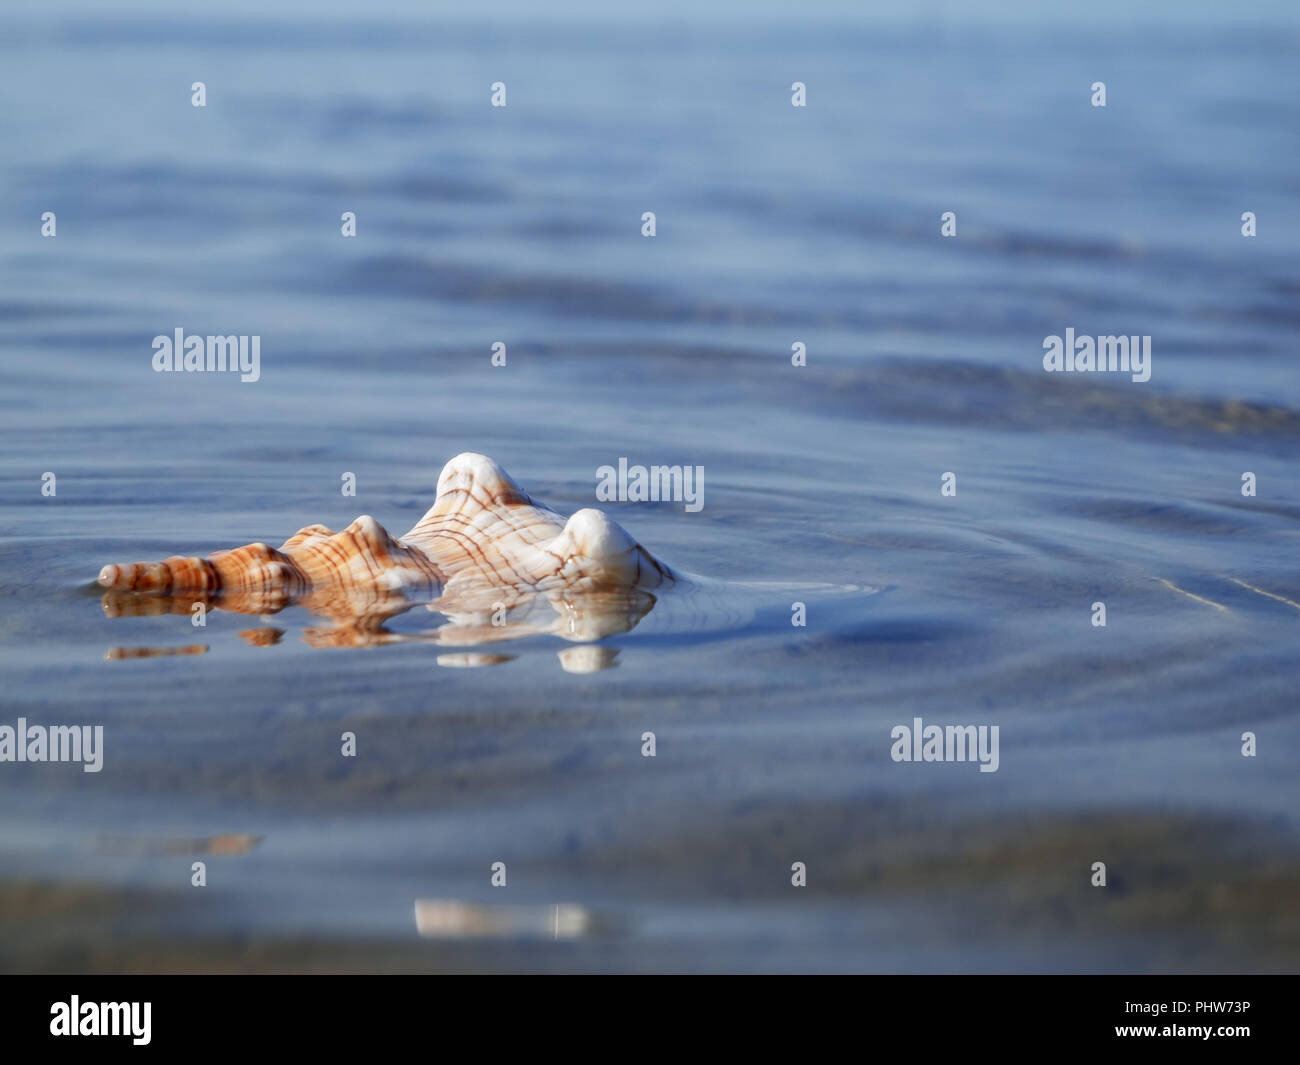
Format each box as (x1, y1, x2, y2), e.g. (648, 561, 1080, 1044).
(0, 0, 1297, 972)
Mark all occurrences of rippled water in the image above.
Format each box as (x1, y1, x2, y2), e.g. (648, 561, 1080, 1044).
(1, 10, 1298, 972)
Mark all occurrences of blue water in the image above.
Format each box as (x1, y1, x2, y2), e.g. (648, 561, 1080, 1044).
(0, 7, 1297, 972)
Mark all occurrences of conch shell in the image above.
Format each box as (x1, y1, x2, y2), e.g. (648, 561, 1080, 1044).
(98, 453, 679, 659)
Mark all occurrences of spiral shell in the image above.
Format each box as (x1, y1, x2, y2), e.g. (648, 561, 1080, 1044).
(98, 453, 677, 653)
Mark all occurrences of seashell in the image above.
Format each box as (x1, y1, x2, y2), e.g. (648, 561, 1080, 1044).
(98, 452, 878, 662)
(413, 899, 598, 940)
(435, 652, 516, 669)
(98, 453, 679, 654)
(96, 833, 264, 857)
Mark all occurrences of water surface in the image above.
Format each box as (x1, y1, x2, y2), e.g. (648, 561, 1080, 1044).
(0, 10, 1297, 972)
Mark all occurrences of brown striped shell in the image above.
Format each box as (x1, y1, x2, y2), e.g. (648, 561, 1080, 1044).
(98, 452, 675, 649)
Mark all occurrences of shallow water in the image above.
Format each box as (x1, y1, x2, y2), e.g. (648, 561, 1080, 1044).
(0, 8, 1298, 972)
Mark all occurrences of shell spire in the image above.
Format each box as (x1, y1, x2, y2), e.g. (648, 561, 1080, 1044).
(98, 515, 442, 598)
